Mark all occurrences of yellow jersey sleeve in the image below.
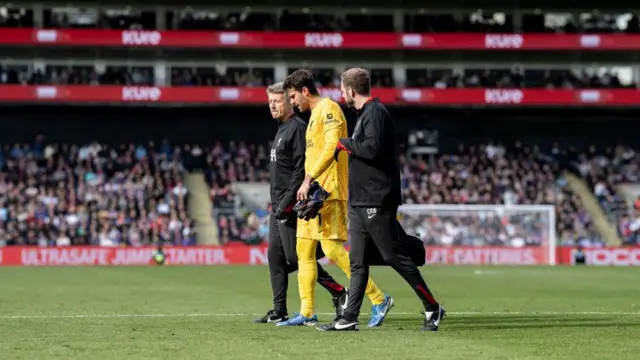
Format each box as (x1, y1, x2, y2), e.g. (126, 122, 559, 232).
(308, 100, 346, 180)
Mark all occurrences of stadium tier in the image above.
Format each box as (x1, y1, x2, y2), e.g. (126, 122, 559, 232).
(0, 113, 637, 251)
(0, 4, 639, 261)
(3, 3, 640, 359)
(0, 6, 640, 106)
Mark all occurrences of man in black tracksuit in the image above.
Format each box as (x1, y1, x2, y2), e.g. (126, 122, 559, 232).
(253, 82, 347, 324)
(317, 68, 446, 332)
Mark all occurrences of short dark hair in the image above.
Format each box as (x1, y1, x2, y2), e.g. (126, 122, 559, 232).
(341, 68, 371, 96)
(283, 69, 319, 95)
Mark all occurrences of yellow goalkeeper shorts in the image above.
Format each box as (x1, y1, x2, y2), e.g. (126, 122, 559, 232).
(296, 200, 348, 241)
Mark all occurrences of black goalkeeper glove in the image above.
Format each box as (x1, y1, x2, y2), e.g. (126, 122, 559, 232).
(295, 201, 321, 221)
(293, 182, 330, 221)
(293, 200, 308, 219)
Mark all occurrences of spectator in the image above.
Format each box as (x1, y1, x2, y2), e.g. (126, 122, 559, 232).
(204, 140, 602, 247)
(0, 139, 193, 246)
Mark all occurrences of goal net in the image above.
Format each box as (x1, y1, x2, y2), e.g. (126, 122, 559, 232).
(398, 204, 557, 265)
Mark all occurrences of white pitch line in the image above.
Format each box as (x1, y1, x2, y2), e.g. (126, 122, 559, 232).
(2, 311, 640, 320)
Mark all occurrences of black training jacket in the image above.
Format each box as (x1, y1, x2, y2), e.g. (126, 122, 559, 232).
(339, 99, 402, 208)
(269, 115, 307, 211)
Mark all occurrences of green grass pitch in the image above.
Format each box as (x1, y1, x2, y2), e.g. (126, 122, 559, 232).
(1, 265, 639, 360)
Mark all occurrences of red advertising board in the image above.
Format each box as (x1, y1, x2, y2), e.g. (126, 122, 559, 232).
(0, 245, 265, 266)
(0, 29, 634, 50)
(557, 247, 640, 266)
(0, 85, 639, 106)
(0, 245, 635, 266)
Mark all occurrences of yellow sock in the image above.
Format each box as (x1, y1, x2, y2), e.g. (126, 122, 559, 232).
(320, 239, 385, 306)
(297, 237, 318, 318)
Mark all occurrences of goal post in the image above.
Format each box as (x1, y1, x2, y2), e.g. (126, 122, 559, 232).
(398, 204, 557, 266)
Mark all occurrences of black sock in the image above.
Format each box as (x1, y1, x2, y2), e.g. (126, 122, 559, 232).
(425, 303, 440, 312)
(342, 312, 357, 322)
(274, 308, 287, 315)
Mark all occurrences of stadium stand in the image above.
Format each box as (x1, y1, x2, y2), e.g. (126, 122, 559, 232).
(7, 7, 634, 34)
(0, 131, 613, 248)
(200, 139, 608, 247)
(3, 4, 640, 359)
(0, 5, 638, 251)
(573, 145, 640, 245)
(0, 138, 195, 247)
(1, 64, 635, 90)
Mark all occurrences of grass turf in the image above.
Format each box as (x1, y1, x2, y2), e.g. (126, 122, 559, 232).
(0, 265, 639, 360)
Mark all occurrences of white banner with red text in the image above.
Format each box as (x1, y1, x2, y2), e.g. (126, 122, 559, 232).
(0, 246, 637, 266)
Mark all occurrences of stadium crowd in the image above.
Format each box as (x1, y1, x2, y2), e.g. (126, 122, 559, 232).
(199, 139, 614, 247)
(573, 145, 640, 245)
(400, 142, 597, 247)
(0, 65, 155, 86)
(0, 65, 635, 90)
(0, 135, 635, 247)
(2, 5, 639, 34)
(405, 68, 635, 90)
(0, 138, 194, 247)
(206, 140, 270, 245)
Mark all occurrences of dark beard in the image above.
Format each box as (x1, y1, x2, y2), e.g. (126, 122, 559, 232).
(345, 99, 356, 108)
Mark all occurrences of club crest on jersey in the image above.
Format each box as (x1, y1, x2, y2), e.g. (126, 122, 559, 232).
(306, 139, 314, 148)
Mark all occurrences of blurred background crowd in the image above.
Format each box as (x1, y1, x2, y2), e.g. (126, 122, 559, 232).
(1, 135, 638, 248)
(0, 138, 194, 247)
(0, 65, 635, 90)
(204, 140, 640, 248)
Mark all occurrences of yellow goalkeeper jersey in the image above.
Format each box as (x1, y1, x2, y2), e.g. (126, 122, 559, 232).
(305, 97, 348, 202)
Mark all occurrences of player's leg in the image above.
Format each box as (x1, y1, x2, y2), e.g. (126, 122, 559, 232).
(254, 214, 291, 323)
(278, 218, 347, 318)
(296, 237, 318, 318)
(275, 236, 319, 327)
(278, 218, 346, 297)
(368, 207, 445, 331)
(319, 239, 385, 306)
(314, 247, 349, 319)
(314, 246, 347, 299)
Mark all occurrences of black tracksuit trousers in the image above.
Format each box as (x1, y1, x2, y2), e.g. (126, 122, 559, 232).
(343, 206, 438, 321)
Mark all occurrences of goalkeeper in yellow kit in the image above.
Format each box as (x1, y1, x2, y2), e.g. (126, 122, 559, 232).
(276, 69, 394, 328)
